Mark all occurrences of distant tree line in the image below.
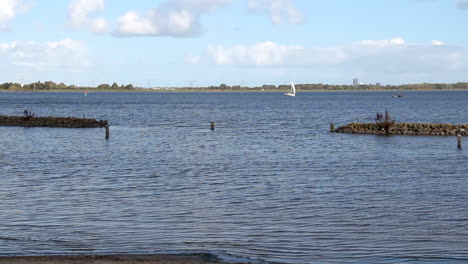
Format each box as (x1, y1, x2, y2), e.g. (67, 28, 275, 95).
(202, 82, 468, 91)
(1, 81, 467, 91)
(95, 82, 134, 90)
(0, 81, 136, 91)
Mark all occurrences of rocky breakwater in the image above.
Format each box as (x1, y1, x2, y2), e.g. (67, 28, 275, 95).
(0, 116, 108, 128)
(334, 122, 468, 136)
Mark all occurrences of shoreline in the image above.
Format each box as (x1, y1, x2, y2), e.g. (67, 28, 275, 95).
(2, 89, 468, 93)
(0, 254, 257, 264)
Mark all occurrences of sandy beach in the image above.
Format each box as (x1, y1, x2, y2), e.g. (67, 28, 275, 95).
(0, 254, 252, 264)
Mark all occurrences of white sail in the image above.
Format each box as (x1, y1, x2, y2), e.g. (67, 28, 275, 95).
(285, 81, 296, 96)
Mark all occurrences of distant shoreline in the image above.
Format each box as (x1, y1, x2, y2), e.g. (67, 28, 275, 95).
(2, 88, 468, 93)
(3, 81, 467, 92)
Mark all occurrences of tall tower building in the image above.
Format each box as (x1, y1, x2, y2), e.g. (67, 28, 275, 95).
(353, 78, 359, 87)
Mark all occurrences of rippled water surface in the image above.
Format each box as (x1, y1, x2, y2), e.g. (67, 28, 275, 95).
(0, 91, 467, 264)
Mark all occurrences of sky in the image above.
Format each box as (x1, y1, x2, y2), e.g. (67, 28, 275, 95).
(0, 0, 467, 87)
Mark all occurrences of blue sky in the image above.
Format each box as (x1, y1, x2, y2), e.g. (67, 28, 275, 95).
(0, 0, 467, 87)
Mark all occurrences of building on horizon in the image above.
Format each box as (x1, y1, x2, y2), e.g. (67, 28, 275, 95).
(353, 78, 359, 87)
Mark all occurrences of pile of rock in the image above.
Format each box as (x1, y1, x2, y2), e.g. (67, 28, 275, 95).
(334, 122, 467, 136)
(0, 116, 108, 128)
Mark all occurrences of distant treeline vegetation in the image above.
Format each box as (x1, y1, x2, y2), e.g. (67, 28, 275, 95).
(1, 81, 467, 91)
(196, 82, 468, 91)
(0, 81, 135, 91)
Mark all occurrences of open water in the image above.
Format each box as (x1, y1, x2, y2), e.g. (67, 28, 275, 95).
(0, 91, 467, 264)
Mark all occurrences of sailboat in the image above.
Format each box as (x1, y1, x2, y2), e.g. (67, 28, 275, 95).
(285, 82, 296, 97)
(392, 90, 403, 98)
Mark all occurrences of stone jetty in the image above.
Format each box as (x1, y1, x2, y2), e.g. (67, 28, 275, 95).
(334, 122, 467, 136)
(0, 115, 108, 128)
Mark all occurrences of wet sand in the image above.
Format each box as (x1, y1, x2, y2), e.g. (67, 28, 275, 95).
(0, 254, 251, 264)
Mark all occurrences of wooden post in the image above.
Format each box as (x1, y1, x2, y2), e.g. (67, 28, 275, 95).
(210, 121, 215, 131)
(458, 134, 462, 149)
(105, 124, 110, 139)
(330, 123, 335, 132)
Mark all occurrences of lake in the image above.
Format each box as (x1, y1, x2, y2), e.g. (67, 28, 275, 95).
(0, 91, 467, 264)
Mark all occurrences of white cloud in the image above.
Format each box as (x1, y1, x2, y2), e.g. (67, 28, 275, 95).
(361, 37, 406, 46)
(0, 38, 88, 68)
(0, 0, 25, 30)
(194, 38, 468, 75)
(116, 0, 232, 37)
(68, 0, 110, 33)
(204, 41, 304, 65)
(117, 9, 197, 36)
(201, 41, 346, 66)
(432, 40, 445, 46)
(248, 0, 303, 25)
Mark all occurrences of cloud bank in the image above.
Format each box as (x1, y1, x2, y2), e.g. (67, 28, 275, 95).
(203, 41, 304, 65)
(65, 0, 305, 37)
(190, 38, 467, 75)
(0, 38, 88, 68)
(66, 0, 233, 36)
(116, 0, 233, 36)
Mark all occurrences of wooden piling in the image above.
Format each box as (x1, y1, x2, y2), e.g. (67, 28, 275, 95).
(105, 124, 110, 139)
(458, 134, 462, 149)
(210, 122, 215, 131)
(330, 123, 335, 132)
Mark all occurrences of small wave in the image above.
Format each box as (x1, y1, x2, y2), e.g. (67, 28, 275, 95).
(0, 236, 22, 242)
(170, 168, 193, 176)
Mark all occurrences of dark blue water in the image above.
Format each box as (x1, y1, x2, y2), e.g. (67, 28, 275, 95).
(0, 91, 467, 264)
